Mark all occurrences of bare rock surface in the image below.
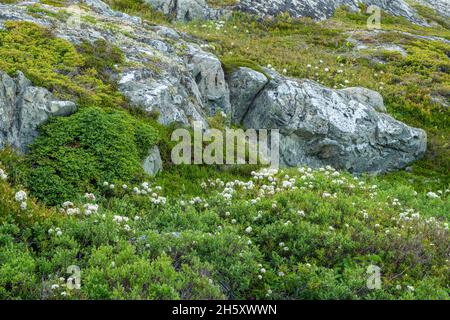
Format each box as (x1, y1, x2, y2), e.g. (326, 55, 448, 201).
(0, 71, 77, 152)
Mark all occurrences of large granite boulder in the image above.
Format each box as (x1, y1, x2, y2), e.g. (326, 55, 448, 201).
(228, 68, 427, 173)
(0, 71, 77, 152)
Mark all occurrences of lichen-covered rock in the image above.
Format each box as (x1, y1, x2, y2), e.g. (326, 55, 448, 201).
(0, 2, 224, 127)
(185, 44, 231, 116)
(227, 67, 269, 124)
(340, 87, 386, 113)
(0, 1, 430, 173)
(238, 71, 427, 173)
(144, 0, 231, 22)
(416, 0, 450, 18)
(144, 0, 448, 24)
(235, 0, 432, 25)
(119, 68, 207, 126)
(0, 71, 77, 152)
(143, 146, 163, 175)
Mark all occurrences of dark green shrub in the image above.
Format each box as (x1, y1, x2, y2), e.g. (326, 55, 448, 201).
(24, 107, 159, 205)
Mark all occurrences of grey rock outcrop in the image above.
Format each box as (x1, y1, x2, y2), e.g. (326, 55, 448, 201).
(185, 44, 231, 116)
(229, 69, 427, 173)
(140, 0, 447, 24)
(0, 2, 226, 127)
(118, 68, 207, 126)
(416, 0, 450, 19)
(228, 67, 269, 124)
(235, 0, 444, 25)
(143, 146, 163, 175)
(0, 71, 77, 152)
(339, 87, 386, 113)
(0, 1, 429, 173)
(144, 0, 231, 22)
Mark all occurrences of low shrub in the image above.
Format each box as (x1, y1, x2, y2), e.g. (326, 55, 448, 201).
(23, 107, 159, 205)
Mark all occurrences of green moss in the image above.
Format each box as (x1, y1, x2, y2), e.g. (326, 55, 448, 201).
(206, 0, 237, 8)
(23, 107, 159, 205)
(81, 15, 98, 25)
(414, 4, 450, 29)
(26, 4, 71, 21)
(77, 39, 125, 84)
(0, 21, 127, 108)
(103, 0, 168, 24)
(221, 57, 272, 80)
(40, 0, 68, 7)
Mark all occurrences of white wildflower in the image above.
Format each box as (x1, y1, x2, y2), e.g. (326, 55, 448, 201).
(15, 190, 27, 202)
(84, 193, 96, 201)
(0, 168, 7, 180)
(62, 201, 74, 208)
(427, 192, 440, 199)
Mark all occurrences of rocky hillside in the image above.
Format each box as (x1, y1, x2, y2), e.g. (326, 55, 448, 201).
(0, 0, 435, 173)
(144, 0, 450, 23)
(0, 0, 448, 300)
(235, 0, 450, 23)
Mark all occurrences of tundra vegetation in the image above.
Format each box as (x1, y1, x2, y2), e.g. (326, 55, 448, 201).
(0, 1, 448, 299)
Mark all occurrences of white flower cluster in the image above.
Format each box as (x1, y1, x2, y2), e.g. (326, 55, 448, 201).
(14, 190, 28, 210)
(426, 191, 440, 199)
(84, 203, 99, 216)
(189, 197, 203, 205)
(128, 182, 166, 205)
(251, 168, 278, 180)
(15, 190, 27, 202)
(84, 193, 96, 202)
(150, 193, 167, 205)
(49, 276, 71, 297)
(113, 215, 129, 223)
(387, 207, 448, 235)
(281, 176, 297, 190)
(113, 215, 132, 232)
(48, 227, 63, 237)
(0, 168, 7, 180)
(60, 201, 81, 216)
(103, 181, 115, 190)
(322, 192, 337, 199)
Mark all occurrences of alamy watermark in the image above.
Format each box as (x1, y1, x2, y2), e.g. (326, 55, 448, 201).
(171, 122, 280, 169)
(366, 265, 382, 290)
(366, 5, 382, 30)
(67, 265, 81, 290)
